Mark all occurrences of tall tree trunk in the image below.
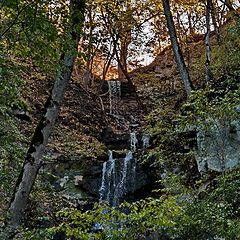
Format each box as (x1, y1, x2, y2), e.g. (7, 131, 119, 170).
(205, 0, 212, 82)
(210, 0, 221, 45)
(8, 0, 85, 228)
(118, 41, 128, 79)
(187, 11, 194, 35)
(102, 50, 114, 81)
(162, 0, 193, 96)
(117, 24, 131, 79)
(85, 4, 93, 87)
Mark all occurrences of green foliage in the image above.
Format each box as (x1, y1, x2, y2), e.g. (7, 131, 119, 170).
(180, 20, 240, 131)
(179, 86, 240, 131)
(0, 48, 25, 205)
(143, 20, 240, 174)
(211, 19, 240, 81)
(143, 106, 195, 177)
(51, 195, 182, 240)
(176, 170, 240, 240)
(144, 107, 178, 167)
(46, 170, 240, 240)
(1, 0, 61, 75)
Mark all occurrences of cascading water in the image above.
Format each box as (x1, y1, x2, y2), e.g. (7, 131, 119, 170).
(99, 161, 107, 202)
(99, 150, 116, 203)
(130, 132, 138, 152)
(99, 148, 136, 206)
(108, 80, 121, 115)
(142, 134, 150, 149)
(113, 151, 133, 206)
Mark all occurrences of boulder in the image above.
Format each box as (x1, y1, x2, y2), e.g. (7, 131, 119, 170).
(196, 120, 240, 173)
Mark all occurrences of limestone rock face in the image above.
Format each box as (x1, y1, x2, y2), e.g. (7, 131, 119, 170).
(196, 120, 240, 173)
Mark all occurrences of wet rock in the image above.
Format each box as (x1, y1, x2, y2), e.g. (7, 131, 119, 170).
(80, 156, 151, 204)
(54, 176, 69, 191)
(12, 109, 31, 121)
(74, 164, 103, 196)
(74, 175, 83, 186)
(61, 192, 95, 210)
(100, 130, 130, 150)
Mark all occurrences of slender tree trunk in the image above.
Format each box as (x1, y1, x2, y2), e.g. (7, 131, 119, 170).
(118, 34, 131, 79)
(205, 0, 212, 82)
(210, 0, 221, 45)
(85, 5, 93, 87)
(102, 50, 114, 81)
(187, 11, 194, 35)
(162, 0, 193, 96)
(8, 0, 85, 229)
(118, 41, 128, 79)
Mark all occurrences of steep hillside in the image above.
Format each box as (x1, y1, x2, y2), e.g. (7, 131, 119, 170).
(1, 20, 239, 238)
(18, 25, 234, 165)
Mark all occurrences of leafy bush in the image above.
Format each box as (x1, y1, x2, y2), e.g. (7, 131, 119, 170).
(47, 170, 239, 240)
(176, 170, 240, 240)
(0, 49, 26, 212)
(51, 196, 181, 240)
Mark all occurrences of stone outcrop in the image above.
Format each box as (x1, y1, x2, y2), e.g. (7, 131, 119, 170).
(196, 120, 240, 173)
(81, 154, 150, 203)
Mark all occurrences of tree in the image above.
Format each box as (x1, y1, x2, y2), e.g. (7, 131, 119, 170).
(7, 0, 85, 229)
(210, 0, 221, 44)
(205, 0, 213, 82)
(162, 0, 194, 96)
(222, 0, 238, 13)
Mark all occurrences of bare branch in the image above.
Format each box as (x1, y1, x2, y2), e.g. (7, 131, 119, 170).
(0, 2, 33, 39)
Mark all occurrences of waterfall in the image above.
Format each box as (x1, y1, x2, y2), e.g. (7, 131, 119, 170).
(99, 151, 116, 203)
(107, 151, 116, 202)
(99, 161, 107, 201)
(113, 151, 132, 206)
(142, 134, 150, 149)
(130, 132, 138, 152)
(99, 132, 142, 205)
(108, 150, 113, 161)
(108, 80, 121, 115)
(99, 150, 135, 206)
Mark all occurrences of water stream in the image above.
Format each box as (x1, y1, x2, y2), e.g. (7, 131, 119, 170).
(99, 133, 137, 206)
(130, 132, 138, 152)
(142, 134, 150, 149)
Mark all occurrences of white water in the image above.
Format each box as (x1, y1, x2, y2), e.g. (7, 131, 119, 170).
(142, 134, 150, 149)
(107, 151, 116, 201)
(108, 150, 113, 161)
(99, 132, 142, 205)
(99, 150, 135, 206)
(108, 81, 121, 115)
(99, 161, 107, 202)
(99, 151, 116, 202)
(113, 151, 133, 205)
(130, 132, 138, 152)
